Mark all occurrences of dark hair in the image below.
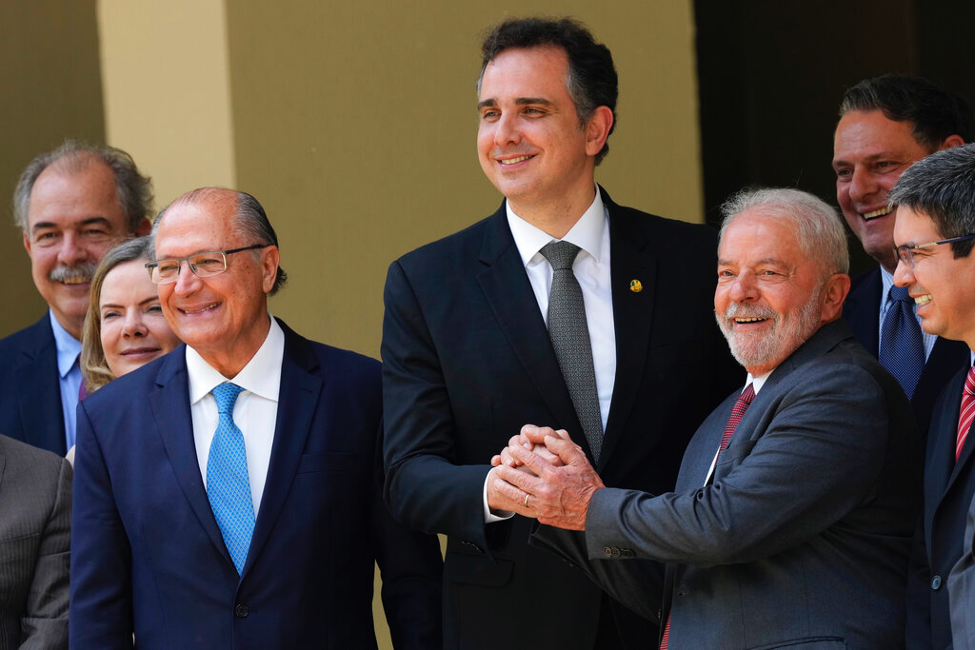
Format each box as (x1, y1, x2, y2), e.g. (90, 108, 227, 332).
(13, 139, 153, 233)
(478, 17, 618, 165)
(889, 143, 975, 258)
(839, 74, 973, 148)
(152, 187, 288, 295)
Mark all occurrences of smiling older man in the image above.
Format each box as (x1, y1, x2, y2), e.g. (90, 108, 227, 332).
(494, 188, 924, 649)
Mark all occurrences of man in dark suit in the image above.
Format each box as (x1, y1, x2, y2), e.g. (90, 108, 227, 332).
(381, 17, 740, 650)
(832, 75, 971, 437)
(0, 141, 152, 455)
(889, 144, 975, 649)
(0, 434, 71, 649)
(70, 188, 442, 649)
(497, 188, 922, 649)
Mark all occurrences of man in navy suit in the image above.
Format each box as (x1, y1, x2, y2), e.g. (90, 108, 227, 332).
(70, 188, 442, 649)
(0, 140, 152, 455)
(832, 75, 971, 437)
(890, 145, 975, 649)
(381, 17, 740, 650)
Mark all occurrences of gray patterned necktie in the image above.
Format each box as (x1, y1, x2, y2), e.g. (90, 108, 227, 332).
(540, 241, 604, 462)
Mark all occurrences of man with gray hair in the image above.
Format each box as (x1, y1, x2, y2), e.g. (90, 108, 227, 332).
(492, 188, 923, 648)
(0, 140, 152, 455)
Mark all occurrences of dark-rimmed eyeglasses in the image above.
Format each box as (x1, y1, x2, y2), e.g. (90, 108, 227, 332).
(146, 244, 267, 284)
(894, 234, 975, 268)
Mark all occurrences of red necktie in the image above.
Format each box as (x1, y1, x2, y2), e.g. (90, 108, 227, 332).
(660, 384, 756, 649)
(956, 367, 975, 461)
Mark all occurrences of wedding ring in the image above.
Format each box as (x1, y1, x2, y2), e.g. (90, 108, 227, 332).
(524, 493, 531, 508)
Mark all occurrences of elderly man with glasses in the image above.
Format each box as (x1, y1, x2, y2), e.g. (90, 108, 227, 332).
(70, 187, 443, 650)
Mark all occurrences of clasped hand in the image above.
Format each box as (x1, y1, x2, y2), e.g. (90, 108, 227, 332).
(486, 425, 604, 531)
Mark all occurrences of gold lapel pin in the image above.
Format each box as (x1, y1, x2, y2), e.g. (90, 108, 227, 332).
(629, 279, 643, 293)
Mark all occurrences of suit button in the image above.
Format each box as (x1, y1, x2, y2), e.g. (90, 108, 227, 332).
(621, 549, 635, 558)
(235, 604, 249, 618)
(931, 575, 943, 591)
(603, 547, 613, 557)
(610, 547, 621, 558)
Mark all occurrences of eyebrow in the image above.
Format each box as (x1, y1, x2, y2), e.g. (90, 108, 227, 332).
(31, 216, 114, 235)
(101, 296, 160, 311)
(477, 97, 555, 110)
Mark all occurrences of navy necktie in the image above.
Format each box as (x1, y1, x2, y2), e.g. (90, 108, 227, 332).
(879, 285, 925, 400)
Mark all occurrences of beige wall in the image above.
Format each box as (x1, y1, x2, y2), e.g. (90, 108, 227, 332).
(3, 2, 700, 646)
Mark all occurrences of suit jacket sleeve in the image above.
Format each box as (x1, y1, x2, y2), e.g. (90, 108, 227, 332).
(584, 360, 894, 565)
(69, 403, 134, 650)
(370, 419, 444, 650)
(381, 260, 494, 550)
(948, 495, 975, 650)
(20, 456, 71, 650)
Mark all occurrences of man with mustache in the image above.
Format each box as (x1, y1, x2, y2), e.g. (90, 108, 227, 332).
(494, 188, 922, 648)
(832, 75, 971, 439)
(0, 141, 152, 455)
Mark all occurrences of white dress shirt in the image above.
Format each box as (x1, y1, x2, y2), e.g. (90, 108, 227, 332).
(703, 371, 770, 486)
(485, 187, 617, 521)
(187, 316, 284, 515)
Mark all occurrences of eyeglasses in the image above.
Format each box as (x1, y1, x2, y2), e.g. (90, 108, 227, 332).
(146, 244, 267, 284)
(894, 234, 975, 268)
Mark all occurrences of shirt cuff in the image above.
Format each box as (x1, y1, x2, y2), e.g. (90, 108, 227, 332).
(483, 469, 514, 523)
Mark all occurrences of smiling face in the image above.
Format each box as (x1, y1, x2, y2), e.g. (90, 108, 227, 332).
(99, 259, 181, 377)
(476, 46, 611, 233)
(832, 110, 935, 271)
(154, 194, 279, 377)
(23, 160, 136, 339)
(715, 210, 846, 376)
(892, 205, 975, 350)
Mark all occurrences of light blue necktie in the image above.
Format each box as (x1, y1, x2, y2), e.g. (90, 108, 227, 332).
(207, 383, 255, 574)
(879, 285, 925, 400)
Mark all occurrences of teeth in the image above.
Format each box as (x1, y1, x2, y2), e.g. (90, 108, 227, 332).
(914, 294, 933, 306)
(734, 317, 766, 323)
(184, 303, 218, 314)
(500, 155, 532, 165)
(863, 207, 892, 220)
(62, 277, 89, 285)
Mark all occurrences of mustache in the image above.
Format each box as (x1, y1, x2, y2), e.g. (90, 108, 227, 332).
(49, 263, 97, 284)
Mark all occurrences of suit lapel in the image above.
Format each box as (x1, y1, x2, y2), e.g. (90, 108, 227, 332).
(843, 268, 881, 358)
(242, 321, 321, 577)
(474, 204, 586, 459)
(149, 346, 231, 566)
(15, 317, 66, 455)
(601, 194, 657, 469)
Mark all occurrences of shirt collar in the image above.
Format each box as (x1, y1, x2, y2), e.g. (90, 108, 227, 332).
(506, 185, 607, 267)
(186, 316, 285, 405)
(48, 310, 82, 378)
(746, 369, 774, 395)
(879, 265, 896, 304)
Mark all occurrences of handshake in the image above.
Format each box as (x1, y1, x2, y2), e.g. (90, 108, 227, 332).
(486, 425, 606, 531)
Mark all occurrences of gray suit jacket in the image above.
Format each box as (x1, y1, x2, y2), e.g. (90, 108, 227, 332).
(0, 434, 71, 649)
(535, 320, 922, 649)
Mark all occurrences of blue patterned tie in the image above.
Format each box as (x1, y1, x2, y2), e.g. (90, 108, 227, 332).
(207, 383, 255, 574)
(879, 285, 925, 400)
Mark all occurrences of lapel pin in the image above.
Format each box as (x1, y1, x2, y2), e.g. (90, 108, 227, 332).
(629, 279, 643, 293)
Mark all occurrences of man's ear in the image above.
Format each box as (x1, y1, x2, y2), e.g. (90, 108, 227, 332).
(938, 134, 966, 150)
(820, 273, 851, 323)
(260, 246, 280, 294)
(135, 219, 152, 237)
(584, 106, 614, 158)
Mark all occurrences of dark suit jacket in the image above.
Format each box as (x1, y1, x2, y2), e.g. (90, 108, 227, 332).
(906, 366, 975, 650)
(843, 268, 970, 440)
(534, 320, 922, 649)
(0, 316, 68, 455)
(382, 189, 741, 649)
(70, 320, 442, 650)
(0, 434, 71, 650)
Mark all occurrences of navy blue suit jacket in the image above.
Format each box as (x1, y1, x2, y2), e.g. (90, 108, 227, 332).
(906, 367, 975, 649)
(70, 319, 442, 649)
(0, 315, 67, 455)
(843, 268, 970, 440)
